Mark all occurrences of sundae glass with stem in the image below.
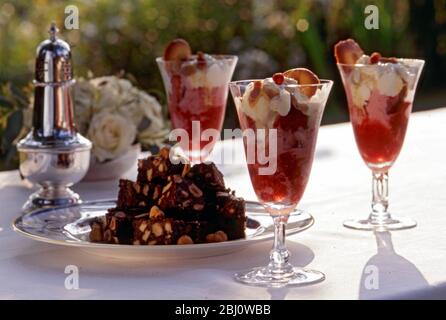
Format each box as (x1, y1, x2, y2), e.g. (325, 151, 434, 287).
(157, 39, 237, 163)
(335, 39, 425, 231)
(229, 69, 333, 287)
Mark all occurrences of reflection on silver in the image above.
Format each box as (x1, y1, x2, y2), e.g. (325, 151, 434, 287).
(17, 23, 91, 213)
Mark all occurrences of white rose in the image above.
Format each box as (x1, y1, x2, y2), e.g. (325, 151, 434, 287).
(87, 112, 137, 162)
(72, 79, 96, 135)
(90, 76, 147, 126)
(90, 76, 128, 112)
(137, 91, 170, 146)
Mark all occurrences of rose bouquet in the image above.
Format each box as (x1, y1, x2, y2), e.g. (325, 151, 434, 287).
(72, 75, 169, 180)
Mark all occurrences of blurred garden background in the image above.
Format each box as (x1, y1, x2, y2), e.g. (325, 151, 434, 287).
(1, 0, 446, 170)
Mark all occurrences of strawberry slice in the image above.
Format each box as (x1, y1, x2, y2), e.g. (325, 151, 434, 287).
(163, 39, 192, 61)
(334, 39, 364, 65)
(248, 81, 262, 106)
(283, 68, 320, 97)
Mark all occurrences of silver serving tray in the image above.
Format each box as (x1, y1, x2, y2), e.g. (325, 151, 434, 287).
(13, 200, 314, 260)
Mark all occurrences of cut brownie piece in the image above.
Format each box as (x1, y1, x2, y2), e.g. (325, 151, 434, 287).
(157, 175, 206, 219)
(133, 216, 210, 245)
(137, 147, 190, 184)
(96, 209, 146, 244)
(186, 162, 226, 193)
(133, 215, 175, 245)
(90, 205, 212, 245)
(214, 190, 246, 240)
(116, 179, 162, 209)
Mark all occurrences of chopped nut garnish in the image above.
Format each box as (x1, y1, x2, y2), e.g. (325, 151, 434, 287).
(164, 222, 172, 233)
(142, 184, 149, 196)
(162, 182, 173, 194)
(193, 203, 205, 211)
(149, 206, 165, 219)
(206, 231, 228, 243)
(109, 217, 117, 231)
(152, 222, 164, 237)
(142, 230, 151, 242)
(153, 186, 160, 199)
(138, 221, 148, 232)
(146, 168, 153, 181)
(133, 183, 141, 193)
(188, 184, 203, 198)
(180, 190, 189, 198)
(177, 235, 194, 245)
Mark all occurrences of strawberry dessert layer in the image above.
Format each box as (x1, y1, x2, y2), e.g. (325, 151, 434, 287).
(159, 54, 236, 155)
(338, 53, 421, 169)
(233, 71, 329, 209)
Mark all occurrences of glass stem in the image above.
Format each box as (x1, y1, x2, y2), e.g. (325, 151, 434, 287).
(370, 171, 390, 224)
(268, 215, 292, 273)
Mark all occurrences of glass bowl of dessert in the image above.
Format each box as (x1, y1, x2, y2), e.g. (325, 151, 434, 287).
(157, 39, 237, 163)
(229, 69, 333, 287)
(335, 39, 425, 231)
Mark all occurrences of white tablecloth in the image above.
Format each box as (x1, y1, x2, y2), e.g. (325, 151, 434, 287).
(1, 108, 446, 300)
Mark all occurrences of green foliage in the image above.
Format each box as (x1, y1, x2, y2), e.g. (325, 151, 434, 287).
(0, 0, 445, 171)
(0, 84, 31, 171)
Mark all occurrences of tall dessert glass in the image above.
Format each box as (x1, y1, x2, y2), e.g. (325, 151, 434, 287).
(336, 41, 424, 230)
(157, 48, 237, 163)
(229, 73, 333, 287)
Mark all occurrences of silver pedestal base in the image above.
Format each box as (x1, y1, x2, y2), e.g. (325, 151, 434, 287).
(22, 186, 81, 213)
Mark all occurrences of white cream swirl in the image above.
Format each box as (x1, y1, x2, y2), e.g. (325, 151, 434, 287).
(239, 76, 323, 128)
(184, 54, 235, 88)
(348, 58, 418, 107)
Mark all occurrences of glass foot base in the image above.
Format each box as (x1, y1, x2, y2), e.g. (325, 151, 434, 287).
(343, 215, 417, 231)
(234, 266, 325, 288)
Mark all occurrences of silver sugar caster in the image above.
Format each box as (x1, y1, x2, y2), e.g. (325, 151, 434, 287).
(17, 23, 91, 213)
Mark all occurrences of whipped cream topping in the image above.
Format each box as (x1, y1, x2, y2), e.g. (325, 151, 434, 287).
(348, 55, 418, 108)
(183, 54, 235, 88)
(238, 77, 324, 128)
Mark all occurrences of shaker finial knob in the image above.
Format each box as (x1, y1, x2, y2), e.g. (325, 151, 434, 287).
(48, 22, 59, 42)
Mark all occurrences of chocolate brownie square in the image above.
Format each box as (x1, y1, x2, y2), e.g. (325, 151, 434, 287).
(133, 216, 210, 245)
(137, 147, 190, 184)
(157, 175, 206, 219)
(116, 179, 162, 209)
(214, 190, 246, 240)
(186, 162, 226, 193)
(96, 209, 142, 244)
(133, 215, 175, 245)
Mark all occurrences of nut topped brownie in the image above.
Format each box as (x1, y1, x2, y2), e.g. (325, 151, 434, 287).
(90, 147, 246, 245)
(136, 147, 189, 185)
(116, 179, 162, 209)
(157, 174, 206, 219)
